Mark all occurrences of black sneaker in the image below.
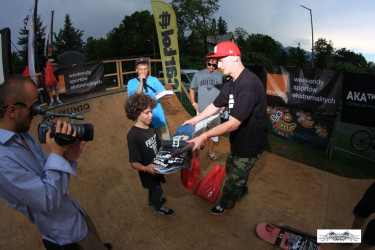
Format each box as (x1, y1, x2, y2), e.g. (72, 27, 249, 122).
(241, 188, 249, 197)
(104, 243, 112, 250)
(210, 205, 228, 215)
(157, 205, 174, 216)
(148, 198, 167, 207)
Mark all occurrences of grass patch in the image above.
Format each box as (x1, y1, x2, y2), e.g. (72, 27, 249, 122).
(266, 133, 375, 179)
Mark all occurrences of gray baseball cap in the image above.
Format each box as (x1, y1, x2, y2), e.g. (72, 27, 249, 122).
(135, 57, 149, 67)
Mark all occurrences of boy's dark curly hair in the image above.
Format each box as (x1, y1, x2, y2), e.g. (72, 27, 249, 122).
(125, 93, 157, 121)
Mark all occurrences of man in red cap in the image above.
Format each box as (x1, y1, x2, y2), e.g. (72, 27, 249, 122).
(183, 41, 271, 215)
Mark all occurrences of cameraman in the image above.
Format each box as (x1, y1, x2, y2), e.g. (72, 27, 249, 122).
(0, 75, 111, 250)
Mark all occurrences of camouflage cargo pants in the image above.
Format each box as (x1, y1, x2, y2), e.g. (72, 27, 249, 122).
(219, 151, 261, 210)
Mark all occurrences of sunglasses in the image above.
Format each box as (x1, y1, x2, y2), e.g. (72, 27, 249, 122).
(0, 102, 28, 110)
(207, 62, 217, 68)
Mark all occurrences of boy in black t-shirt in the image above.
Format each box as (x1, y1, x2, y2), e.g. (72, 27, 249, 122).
(125, 93, 174, 216)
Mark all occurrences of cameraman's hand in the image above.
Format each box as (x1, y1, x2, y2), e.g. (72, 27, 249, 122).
(46, 120, 85, 163)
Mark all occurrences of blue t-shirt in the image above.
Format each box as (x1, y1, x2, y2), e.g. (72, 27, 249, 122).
(127, 76, 167, 128)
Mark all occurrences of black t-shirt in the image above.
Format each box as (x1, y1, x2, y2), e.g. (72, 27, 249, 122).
(213, 68, 269, 157)
(127, 125, 160, 165)
(127, 125, 165, 189)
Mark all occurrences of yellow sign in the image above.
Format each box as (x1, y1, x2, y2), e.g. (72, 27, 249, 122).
(151, 0, 182, 92)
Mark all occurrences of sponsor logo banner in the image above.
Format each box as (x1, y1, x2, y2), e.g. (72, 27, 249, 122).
(56, 62, 105, 97)
(262, 66, 342, 116)
(151, 0, 182, 92)
(341, 72, 375, 126)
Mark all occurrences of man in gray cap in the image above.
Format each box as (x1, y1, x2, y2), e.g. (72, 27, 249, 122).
(127, 57, 171, 140)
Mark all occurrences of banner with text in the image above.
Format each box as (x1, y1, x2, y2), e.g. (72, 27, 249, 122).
(257, 66, 342, 116)
(151, 0, 182, 92)
(341, 72, 375, 127)
(56, 62, 105, 98)
(1, 28, 12, 84)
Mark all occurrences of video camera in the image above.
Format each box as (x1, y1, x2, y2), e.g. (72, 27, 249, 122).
(30, 103, 94, 145)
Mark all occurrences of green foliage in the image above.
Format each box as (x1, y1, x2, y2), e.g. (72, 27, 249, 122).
(171, 0, 220, 55)
(15, 4, 374, 74)
(246, 52, 273, 66)
(287, 46, 308, 67)
(314, 38, 334, 68)
(327, 63, 372, 73)
(179, 55, 204, 69)
(54, 14, 84, 54)
(84, 37, 111, 61)
(245, 33, 284, 65)
(217, 16, 227, 35)
(11, 51, 24, 74)
(334, 48, 368, 68)
(106, 10, 158, 59)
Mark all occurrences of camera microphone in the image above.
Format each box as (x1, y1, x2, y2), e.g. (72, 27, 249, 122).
(32, 102, 93, 144)
(30, 103, 84, 120)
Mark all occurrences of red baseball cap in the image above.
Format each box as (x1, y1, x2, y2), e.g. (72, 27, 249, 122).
(206, 41, 241, 58)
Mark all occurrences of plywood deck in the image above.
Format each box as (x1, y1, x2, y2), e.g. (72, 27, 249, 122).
(0, 88, 372, 250)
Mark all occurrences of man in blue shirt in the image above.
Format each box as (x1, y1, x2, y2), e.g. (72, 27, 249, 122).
(0, 75, 111, 249)
(127, 57, 171, 141)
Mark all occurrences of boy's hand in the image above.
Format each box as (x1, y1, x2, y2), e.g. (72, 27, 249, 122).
(145, 164, 159, 175)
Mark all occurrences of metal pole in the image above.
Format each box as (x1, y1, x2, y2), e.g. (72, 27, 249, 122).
(51, 11, 54, 44)
(152, 38, 156, 75)
(300, 5, 314, 68)
(34, 0, 39, 73)
(147, 37, 156, 75)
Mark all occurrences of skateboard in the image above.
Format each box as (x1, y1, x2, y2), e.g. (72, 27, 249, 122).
(256, 223, 322, 250)
(153, 124, 195, 174)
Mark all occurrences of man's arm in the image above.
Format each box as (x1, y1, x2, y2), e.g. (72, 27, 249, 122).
(135, 78, 144, 94)
(0, 122, 84, 213)
(183, 103, 219, 127)
(189, 88, 198, 113)
(188, 116, 242, 151)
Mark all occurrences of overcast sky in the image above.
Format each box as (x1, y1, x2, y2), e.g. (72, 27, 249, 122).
(1, 0, 375, 62)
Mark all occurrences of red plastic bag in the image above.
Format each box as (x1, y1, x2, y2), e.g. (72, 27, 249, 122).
(45, 61, 58, 87)
(194, 164, 225, 203)
(181, 153, 200, 191)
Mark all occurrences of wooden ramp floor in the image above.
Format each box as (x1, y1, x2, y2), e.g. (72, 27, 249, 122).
(0, 89, 373, 250)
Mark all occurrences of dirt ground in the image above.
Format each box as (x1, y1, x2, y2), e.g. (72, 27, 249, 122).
(0, 88, 373, 250)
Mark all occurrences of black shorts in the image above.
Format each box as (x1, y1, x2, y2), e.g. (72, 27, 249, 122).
(353, 182, 375, 218)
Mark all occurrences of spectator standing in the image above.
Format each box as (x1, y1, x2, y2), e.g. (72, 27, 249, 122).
(189, 57, 226, 160)
(127, 57, 171, 141)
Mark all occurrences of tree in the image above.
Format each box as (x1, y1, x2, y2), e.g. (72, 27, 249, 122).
(17, 14, 46, 72)
(334, 48, 368, 68)
(106, 10, 158, 60)
(287, 45, 308, 67)
(11, 51, 24, 74)
(314, 38, 334, 68)
(217, 16, 227, 35)
(246, 33, 284, 65)
(210, 18, 217, 35)
(84, 37, 111, 61)
(171, 0, 220, 54)
(233, 27, 248, 51)
(54, 14, 84, 55)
